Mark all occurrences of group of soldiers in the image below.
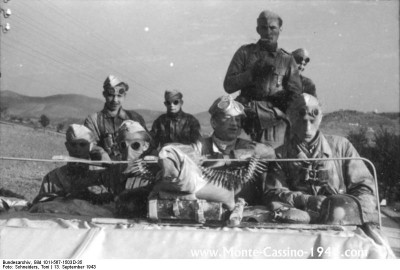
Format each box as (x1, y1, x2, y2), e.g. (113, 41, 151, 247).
(23, 10, 377, 225)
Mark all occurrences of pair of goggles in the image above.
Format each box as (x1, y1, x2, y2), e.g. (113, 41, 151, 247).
(217, 95, 244, 114)
(299, 107, 320, 118)
(164, 100, 180, 106)
(294, 56, 310, 64)
(119, 140, 145, 151)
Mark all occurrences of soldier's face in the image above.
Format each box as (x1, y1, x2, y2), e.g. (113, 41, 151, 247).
(257, 18, 281, 44)
(65, 139, 92, 159)
(291, 115, 322, 143)
(293, 51, 310, 73)
(119, 137, 150, 162)
(164, 98, 183, 114)
(103, 86, 126, 112)
(211, 113, 242, 141)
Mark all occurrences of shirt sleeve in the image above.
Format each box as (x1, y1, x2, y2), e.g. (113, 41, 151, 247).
(223, 46, 254, 94)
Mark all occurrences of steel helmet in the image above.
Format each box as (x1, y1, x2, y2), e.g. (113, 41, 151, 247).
(319, 194, 365, 225)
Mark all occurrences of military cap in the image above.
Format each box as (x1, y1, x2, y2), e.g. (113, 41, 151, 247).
(164, 89, 183, 101)
(117, 120, 150, 141)
(103, 75, 129, 93)
(257, 10, 282, 26)
(66, 124, 95, 143)
(287, 93, 322, 120)
(208, 95, 245, 117)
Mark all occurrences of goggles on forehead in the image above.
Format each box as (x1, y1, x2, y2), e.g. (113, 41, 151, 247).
(106, 87, 126, 95)
(119, 140, 145, 151)
(164, 100, 180, 106)
(217, 96, 244, 113)
(299, 107, 320, 118)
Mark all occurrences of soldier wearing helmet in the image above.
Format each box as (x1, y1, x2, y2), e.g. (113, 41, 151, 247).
(84, 75, 148, 160)
(263, 94, 377, 224)
(292, 48, 316, 97)
(151, 95, 275, 209)
(224, 10, 302, 149)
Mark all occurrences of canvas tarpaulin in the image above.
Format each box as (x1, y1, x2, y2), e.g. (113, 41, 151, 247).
(0, 212, 394, 259)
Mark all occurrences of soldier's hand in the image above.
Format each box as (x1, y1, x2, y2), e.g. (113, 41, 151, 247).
(86, 185, 114, 205)
(251, 60, 274, 80)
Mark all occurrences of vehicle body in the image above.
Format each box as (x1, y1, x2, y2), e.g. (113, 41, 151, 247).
(0, 157, 396, 259)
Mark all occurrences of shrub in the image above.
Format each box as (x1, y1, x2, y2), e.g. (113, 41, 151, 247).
(347, 127, 400, 203)
(39, 114, 50, 128)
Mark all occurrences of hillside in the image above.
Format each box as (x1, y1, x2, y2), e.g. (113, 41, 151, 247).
(1, 90, 399, 136)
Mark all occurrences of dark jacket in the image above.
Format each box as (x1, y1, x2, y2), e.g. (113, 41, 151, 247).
(151, 110, 201, 149)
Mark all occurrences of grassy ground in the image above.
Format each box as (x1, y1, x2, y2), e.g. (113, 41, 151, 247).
(0, 123, 67, 201)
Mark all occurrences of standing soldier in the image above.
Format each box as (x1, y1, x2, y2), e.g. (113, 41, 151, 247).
(151, 90, 201, 149)
(292, 48, 317, 97)
(84, 75, 148, 160)
(224, 10, 302, 148)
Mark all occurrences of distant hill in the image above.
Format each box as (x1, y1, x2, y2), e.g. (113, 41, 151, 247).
(1, 91, 398, 137)
(0, 90, 164, 127)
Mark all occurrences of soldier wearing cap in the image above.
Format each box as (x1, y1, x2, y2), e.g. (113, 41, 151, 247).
(151, 95, 275, 209)
(223, 10, 302, 149)
(31, 124, 121, 216)
(292, 48, 316, 97)
(263, 94, 377, 223)
(151, 90, 201, 149)
(84, 75, 148, 160)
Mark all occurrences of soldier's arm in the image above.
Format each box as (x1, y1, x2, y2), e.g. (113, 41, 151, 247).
(189, 116, 202, 144)
(150, 118, 161, 149)
(32, 171, 66, 204)
(84, 114, 101, 144)
(223, 46, 254, 94)
(262, 163, 323, 211)
(340, 138, 377, 217)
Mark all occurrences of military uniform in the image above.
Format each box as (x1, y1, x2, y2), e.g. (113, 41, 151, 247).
(224, 41, 302, 148)
(151, 110, 201, 149)
(263, 132, 377, 223)
(33, 164, 124, 204)
(84, 107, 147, 160)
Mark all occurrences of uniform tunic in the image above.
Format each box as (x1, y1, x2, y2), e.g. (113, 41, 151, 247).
(84, 106, 147, 159)
(263, 132, 377, 222)
(223, 41, 302, 147)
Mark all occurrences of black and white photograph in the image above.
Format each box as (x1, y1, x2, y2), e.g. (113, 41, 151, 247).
(0, 0, 399, 264)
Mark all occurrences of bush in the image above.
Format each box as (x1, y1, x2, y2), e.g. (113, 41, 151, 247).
(39, 114, 50, 128)
(347, 127, 400, 203)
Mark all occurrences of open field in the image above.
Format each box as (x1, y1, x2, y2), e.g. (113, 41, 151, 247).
(0, 123, 67, 201)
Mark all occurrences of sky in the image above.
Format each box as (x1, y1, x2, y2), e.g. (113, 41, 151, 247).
(0, 0, 399, 114)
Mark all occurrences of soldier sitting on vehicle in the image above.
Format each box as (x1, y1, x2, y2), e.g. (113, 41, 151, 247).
(292, 48, 317, 97)
(113, 120, 159, 218)
(30, 124, 122, 217)
(84, 75, 149, 160)
(150, 95, 276, 210)
(263, 93, 377, 224)
(151, 90, 202, 150)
